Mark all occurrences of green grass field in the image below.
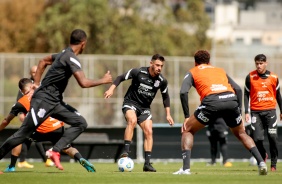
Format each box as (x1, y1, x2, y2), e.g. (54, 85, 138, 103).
(0, 161, 281, 184)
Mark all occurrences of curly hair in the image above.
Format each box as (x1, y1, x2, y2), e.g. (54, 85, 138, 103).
(194, 50, 210, 64)
(70, 29, 87, 45)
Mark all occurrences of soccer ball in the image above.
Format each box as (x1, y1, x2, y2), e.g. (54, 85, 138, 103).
(249, 156, 257, 166)
(117, 157, 134, 172)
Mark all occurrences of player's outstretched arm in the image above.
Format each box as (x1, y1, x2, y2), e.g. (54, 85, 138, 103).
(104, 84, 117, 99)
(104, 70, 134, 98)
(74, 70, 112, 88)
(0, 114, 15, 132)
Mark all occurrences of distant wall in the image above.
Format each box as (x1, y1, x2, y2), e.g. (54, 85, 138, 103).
(1, 126, 281, 161)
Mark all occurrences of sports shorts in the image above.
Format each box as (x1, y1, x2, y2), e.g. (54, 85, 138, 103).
(122, 103, 152, 124)
(194, 100, 242, 128)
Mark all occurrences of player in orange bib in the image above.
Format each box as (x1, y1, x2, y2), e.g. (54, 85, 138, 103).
(244, 54, 282, 172)
(0, 78, 95, 172)
(173, 50, 267, 175)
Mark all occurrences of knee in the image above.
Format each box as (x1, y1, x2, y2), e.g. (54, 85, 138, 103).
(127, 118, 137, 127)
(79, 117, 88, 131)
(144, 128, 153, 138)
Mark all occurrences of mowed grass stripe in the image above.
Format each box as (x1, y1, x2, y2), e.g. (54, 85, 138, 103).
(0, 162, 281, 184)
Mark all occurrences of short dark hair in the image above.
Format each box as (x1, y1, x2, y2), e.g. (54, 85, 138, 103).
(254, 54, 266, 62)
(194, 50, 210, 64)
(151, 54, 165, 62)
(18, 78, 32, 91)
(70, 29, 87, 45)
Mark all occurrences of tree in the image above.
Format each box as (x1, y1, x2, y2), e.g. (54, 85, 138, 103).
(1, 0, 211, 55)
(0, 0, 45, 52)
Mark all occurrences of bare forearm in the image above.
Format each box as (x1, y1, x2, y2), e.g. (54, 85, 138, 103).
(34, 55, 53, 85)
(165, 107, 171, 116)
(0, 114, 15, 131)
(80, 78, 110, 88)
(75, 70, 112, 88)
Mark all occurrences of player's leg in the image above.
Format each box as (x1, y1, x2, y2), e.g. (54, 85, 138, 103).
(230, 122, 265, 160)
(32, 127, 65, 170)
(206, 129, 217, 166)
(0, 113, 36, 160)
(182, 115, 205, 166)
(35, 142, 47, 162)
(226, 108, 267, 175)
(18, 141, 34, 169)
(264, 110, 278, 171)
(36, 127, 95, 172)
(139, 118, 155, 172)
(63, 146, 95, 172)
(174, 114, 206, 175)
(120, 106, 138, 157)
(250, 112, 267, 161)
(47, 103, 87, 170)
(218, 132, 232, 167)
(4, 145, 22, 172)
(34, 142, 54, 167)
(221, 102, 264, 162)
(51, 103, 87, 152)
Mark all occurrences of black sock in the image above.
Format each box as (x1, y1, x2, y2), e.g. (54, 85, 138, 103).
(124, 140, 131, 153)
(9, 155, 18, 168)
(255, 140, 266, 160)
(250, 147, 263, 164)
(74, 153, 83, 162)
(182, 150, 191, 170)
(145, 151, 152, 164)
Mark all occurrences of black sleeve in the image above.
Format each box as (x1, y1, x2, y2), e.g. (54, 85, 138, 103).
(160, 79, 170, 108)
(244, 74, 251, 114)
(51, 53, 59, 61)
(276, 78, 282, 113)
(65, 54, 82, 73)
(180, 72, 193, 118)
(113, 68, 139, 87)
(9, 102, 27, 116)
(227, 75, 242, 110)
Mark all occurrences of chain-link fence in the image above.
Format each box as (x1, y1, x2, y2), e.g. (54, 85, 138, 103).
(0, 53, 281, 127)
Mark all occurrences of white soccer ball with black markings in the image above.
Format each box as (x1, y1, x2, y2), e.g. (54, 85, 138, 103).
(118, 157, 134, 172)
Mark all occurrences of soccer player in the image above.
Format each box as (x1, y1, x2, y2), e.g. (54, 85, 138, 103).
(15, 65, 54, 168)
(104, 54, 174, 172)
(0, 78, 95, 172)
(0, 29, 112, 170)
(244, 54, 282, 172)
(173, 50, 267, 175)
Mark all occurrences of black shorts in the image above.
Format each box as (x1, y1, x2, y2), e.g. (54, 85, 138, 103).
(122, 103, 152, 124)
(194, 100, 242, 128)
